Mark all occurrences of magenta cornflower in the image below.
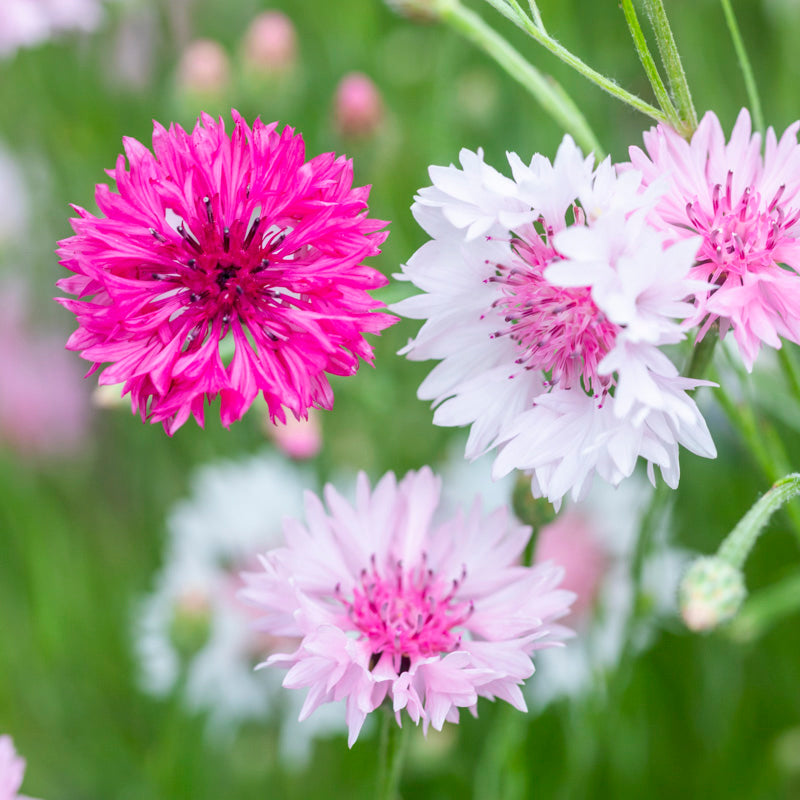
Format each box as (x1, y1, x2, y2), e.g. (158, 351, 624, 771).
(629, 108, 800, 368)
(57, 111, 393, 433)
(241, 468, 574, 746)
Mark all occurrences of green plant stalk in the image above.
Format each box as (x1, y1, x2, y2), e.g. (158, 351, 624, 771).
(685, 323, 719, 380)
(441, 1, 604, 156)
(718, 474, 800, 568)
(719, 0, 765, 134)
(526, 0, 545, 31)
(727, 569, 800, 641)
(642, 0, 698, 133)
(778, 345, 800, 400)
(620, 0, 679, 124)
(477, 0, 668, 124)
(376, 709, 411, 800)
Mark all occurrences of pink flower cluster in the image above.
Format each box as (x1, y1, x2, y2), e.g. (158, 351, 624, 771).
(58, 112, 394, 434)
(241, 468, 574, 745)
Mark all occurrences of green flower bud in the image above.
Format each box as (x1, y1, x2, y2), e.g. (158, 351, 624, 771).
(679, 556, 746, 632)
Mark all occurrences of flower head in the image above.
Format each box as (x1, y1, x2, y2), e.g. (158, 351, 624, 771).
(333, 73, 384, 140)
(241, 467, 574, 746)
(394, 137, 715, 507)
(241, 11, 297, 75)
(58, 111, 393, 434)
(629, 108, 800, 368)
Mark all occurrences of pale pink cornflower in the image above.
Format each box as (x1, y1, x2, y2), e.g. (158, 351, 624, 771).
(394, 136, 716, 507)
(629, 108, 800, 369)
(0, 735, 38, 800)
(241, 467, 574, 746)
(58, 111, 393, 434)
(334, 73, 384, 140)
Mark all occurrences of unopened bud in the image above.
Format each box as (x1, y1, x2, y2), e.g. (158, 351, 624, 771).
(264, 410, 322, 460)
(176, 39, 231, 97)
(679, 556, 746, 632)
(333, 72, 384, 140)
(241, 11, 297, 75)
(384, 0, 446, 23)
(92, 382, 126, 409)
(169, 589, 212, 660)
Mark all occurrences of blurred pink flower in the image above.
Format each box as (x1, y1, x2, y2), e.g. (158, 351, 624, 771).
(176, 39, 231, 96)
(0, 0, 102, 58)
(334, 73, 384, 139)
(241, 467, 574, 746)
(0, 286, 89, 458)
(58, 111, 394, 434)
(534, 512, 608, 621)
(242, 11, 297, 74)
(264, 409, 322, 459)
(0, 735, 38, 800)
(629, 108, 800, 369)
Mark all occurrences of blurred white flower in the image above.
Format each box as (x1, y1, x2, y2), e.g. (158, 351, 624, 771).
(134, 451, 345, 764)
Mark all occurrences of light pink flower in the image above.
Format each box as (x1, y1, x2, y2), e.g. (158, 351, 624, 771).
(334, 73, 384, 140)
(0, 285, 90, 458)
(58, 111, 394, 434)
(629, 108, 800, 369)
(241, 467, 574, 746)
(0, 735, 38, 800)
(242, 11, 297, 74)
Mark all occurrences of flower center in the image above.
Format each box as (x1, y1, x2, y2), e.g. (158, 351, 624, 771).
(685, 170, 799, 282)
(488, 229, 618, 396)
(340, 555, 473, 671)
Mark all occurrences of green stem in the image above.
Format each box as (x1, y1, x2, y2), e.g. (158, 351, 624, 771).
(778, 345, 800, 400)
(642, 0, 698, 133)
(684, 323, 719, 381)
(718, 474, 800, 568)
(376, 709, 411, 800)
(714, 382, 800, 545)
(478, 0, 668, 124)
(719, 0, 765, 133)
(727, 569, 800, 642)
(620, 0, 679, 123)
(441, 1, 605, 156)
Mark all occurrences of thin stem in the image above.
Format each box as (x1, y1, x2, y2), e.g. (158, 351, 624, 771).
(620, 0, 679, 123)
(526, 0, 545, 31)
(685, 322, 719, 380)
(442, 1, 605, 156)
(718, 474, 800, 568)
(778, 345, 800, 400)
(719, 0, 765, 134)
(642, 0, 698, 133)
(478, 0, 668, 124)
(376, 709, 411, 800)
(728, 569, 800, 642)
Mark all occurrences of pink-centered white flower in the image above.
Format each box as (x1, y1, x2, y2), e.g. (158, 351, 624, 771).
(58, 111, 394, 434)
(629, 108, 800, 369)
(394, 136, 716, 507)
(0, 735, 39, 800)
(241, 467, 574, 746)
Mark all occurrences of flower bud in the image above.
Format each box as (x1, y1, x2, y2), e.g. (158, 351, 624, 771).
(241, 11, 297, 75)
(175, 39, 231, 97)
(383, 0, 445, 23)
(679, 556, 746, 632)
(264, 410, 322, 460)
(169, 589, 212, 660)
(333, 72, 384, 140)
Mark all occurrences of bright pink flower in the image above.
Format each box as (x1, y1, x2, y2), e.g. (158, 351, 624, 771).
(0, 735, 38, 800)
(241, 468, 574, 746)
(534, 512, 608, 621)
(334, 73, 384, 140)
(0, 285, 90, 458)
(629, 109, 800, 368)
(58, 112, 394, 434)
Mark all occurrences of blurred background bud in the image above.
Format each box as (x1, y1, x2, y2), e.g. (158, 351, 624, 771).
(241, 10, 297, 76)
(169, 589, 213, 662)
(680, 556, 747, 632)
(263, 410, 322, 460)
(333, 72, 384, 140)
(175, 38, 231, 99)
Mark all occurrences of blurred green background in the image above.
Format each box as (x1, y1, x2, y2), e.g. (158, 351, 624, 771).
(1, 0, 800, 797)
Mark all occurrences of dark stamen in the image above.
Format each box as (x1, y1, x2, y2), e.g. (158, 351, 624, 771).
(243, 216, 261, 250)
(204, 196, 214, 225)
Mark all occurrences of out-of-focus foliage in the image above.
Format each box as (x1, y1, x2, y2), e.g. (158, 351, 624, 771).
(1, 0, 800, 798)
